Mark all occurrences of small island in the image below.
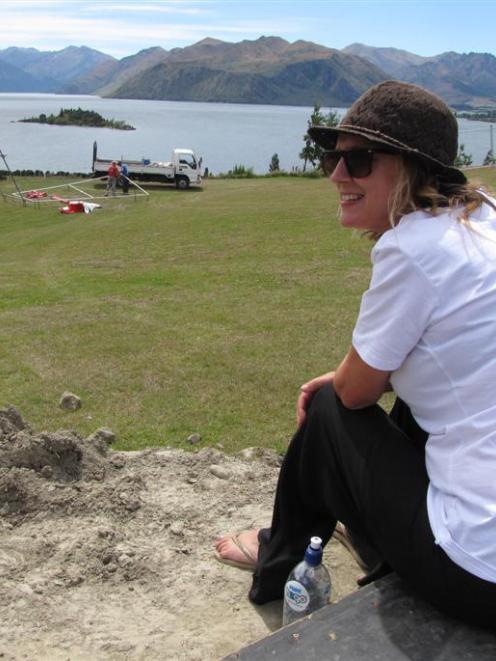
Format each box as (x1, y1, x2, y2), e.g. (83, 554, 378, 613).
(18, 107, 135, 130)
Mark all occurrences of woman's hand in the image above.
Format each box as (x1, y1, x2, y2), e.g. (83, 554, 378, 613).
(295, 348, 391, 428)
(296, 371, 335, 428)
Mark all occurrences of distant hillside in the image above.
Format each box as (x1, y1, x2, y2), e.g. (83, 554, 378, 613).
(0, 46, 48, 69)
(61, 58, 120, 95)
(344, 43, 496, 108)
(26, 45, 114, 84)
(165, 36, 291, 68)
(343, 43, 429, 77)
(2, 38, 496, 108)
(0, 45, 115, 92)
(63, 47, 169, 95)
(108, 37, 386, 106)
(0, 58, 50, 92)
(111, 59, 380, 106)
(403, 51, 496, 108)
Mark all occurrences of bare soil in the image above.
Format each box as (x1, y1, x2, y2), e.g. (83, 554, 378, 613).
(0, 405, 361, 661)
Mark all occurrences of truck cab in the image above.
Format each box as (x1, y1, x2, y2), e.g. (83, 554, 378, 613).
(172, 149, 202, 189)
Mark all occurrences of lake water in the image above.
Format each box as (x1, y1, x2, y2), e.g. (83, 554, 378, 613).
(0, 93, 493, 174)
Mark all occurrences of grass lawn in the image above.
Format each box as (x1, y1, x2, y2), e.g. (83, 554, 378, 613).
(1, 169, 495, 452)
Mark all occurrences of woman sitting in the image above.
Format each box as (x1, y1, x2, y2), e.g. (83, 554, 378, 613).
(215, 80, 496, 628)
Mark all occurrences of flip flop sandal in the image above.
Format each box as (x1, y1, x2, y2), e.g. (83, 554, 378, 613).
(214, 532, 258, 571)
(332, 522, 376, 572)
(356, 561, 392, 587)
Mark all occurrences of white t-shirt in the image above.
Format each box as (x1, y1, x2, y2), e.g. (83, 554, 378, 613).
(352, 198, 496, 583)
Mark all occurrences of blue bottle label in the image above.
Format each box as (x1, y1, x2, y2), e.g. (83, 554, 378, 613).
(284, 580, 310, 612)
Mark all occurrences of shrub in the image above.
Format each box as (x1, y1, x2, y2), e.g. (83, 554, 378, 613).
(269, 153, 280, 172)
(483, 149, 496, 166)
(231, 164, 255, 177)
(455, 144, 473, 167)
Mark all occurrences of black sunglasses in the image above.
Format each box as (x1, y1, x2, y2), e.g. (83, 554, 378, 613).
(321, 147, 399, 178)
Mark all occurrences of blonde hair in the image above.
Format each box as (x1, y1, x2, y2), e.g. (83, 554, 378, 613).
(364, 156, 496, 241)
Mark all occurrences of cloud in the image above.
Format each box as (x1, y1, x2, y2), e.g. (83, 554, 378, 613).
(1, 0, 211, 6)
(93, 3, 212, 15)
(0, 4, 302, 56)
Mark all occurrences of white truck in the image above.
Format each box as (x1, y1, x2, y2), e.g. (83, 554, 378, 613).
(92, 141, 202, 189)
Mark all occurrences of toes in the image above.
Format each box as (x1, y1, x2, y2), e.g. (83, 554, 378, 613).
(216, 539, 238, 561)
(214, 537, 232, 554)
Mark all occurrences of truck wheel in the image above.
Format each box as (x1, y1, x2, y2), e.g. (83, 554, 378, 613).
(176, 176, 190, 190)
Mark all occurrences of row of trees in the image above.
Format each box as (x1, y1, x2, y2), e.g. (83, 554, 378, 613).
(264, 104, 339, 174)
(453, 144, 496, 167)
(205, 103, 495, 175)
(288, 103, 492, 173)
(456, 110, 496, 123)
(299, 105, 339, 171)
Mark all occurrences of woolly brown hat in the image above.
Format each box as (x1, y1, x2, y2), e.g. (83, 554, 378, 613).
(309, 80, 466, 184)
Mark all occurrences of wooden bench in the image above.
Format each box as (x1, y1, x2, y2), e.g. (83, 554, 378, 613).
(223, 573, 496, 660)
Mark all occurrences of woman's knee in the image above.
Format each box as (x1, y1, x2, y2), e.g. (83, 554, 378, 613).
(306, 381, 388, 448)
(307, 382, 340, 420)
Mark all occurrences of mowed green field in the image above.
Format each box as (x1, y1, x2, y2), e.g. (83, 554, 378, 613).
(1, 170, 495, 452)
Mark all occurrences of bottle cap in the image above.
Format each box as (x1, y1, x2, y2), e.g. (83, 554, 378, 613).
(310, 536, 322, 549)
(304, 536, 323, 566)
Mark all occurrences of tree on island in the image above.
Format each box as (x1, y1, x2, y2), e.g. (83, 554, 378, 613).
(19, 107, 135, 131)
(300, 104, 339, 171)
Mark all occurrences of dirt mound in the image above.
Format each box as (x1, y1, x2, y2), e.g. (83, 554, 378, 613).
(0, 405, 360, 661)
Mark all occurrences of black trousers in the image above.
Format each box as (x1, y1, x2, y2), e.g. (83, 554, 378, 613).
(121, 176, 130, 194)
(249, 384, 496, 628)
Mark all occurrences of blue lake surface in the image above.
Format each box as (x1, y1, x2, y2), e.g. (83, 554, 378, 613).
(0, 93, 493, 174)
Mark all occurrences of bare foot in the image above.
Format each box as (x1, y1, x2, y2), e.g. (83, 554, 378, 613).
(214, 529, 260, 570)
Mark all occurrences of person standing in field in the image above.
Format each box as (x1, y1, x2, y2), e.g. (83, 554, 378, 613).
(119, 162, 130, 194)
(105, 161, 120, 196)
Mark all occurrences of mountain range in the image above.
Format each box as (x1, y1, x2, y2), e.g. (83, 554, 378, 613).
(1, 38, 495, 109)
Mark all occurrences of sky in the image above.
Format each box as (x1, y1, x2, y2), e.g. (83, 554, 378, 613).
(1, 0, 495, 60)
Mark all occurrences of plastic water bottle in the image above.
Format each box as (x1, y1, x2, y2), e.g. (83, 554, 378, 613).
(282, 536, 331, 626)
